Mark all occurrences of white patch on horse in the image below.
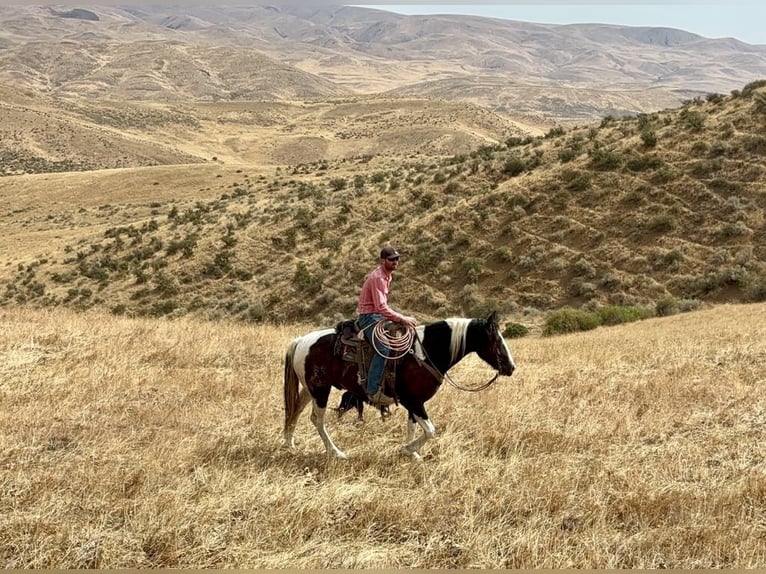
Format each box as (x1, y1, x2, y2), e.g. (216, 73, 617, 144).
(446, 318, 471, 365)
(496, 323, 516, 370)
(413, 325, 427, 361)
(293, 328, 334, 384)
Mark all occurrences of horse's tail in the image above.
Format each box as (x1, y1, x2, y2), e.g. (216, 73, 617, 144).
(283, 338, 301, 435)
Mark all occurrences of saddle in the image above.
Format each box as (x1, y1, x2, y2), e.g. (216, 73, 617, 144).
(333, 319, 402, 399)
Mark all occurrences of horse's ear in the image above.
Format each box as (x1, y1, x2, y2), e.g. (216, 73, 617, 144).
(486, 310, 499, 327)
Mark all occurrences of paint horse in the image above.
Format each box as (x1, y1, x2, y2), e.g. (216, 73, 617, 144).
(283, 311, 516, 459)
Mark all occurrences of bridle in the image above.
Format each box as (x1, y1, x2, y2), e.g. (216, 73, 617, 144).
(413, 326, 502, 393)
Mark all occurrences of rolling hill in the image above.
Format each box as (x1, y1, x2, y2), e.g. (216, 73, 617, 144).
(1, 4, 765, 123)
(2, 79, 765, 326)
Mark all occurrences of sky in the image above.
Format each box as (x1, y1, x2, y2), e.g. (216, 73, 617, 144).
(358, 3, 766, 45)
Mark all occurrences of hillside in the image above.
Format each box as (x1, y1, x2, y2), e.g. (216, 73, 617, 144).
(2, 80, 765, 326)
(0, 82, 525, 173)
(1, 4, 765, 123)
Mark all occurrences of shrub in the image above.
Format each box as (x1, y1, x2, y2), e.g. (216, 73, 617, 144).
(561, 169, 591, 192)
(743, 135, 766, 155)
(432, 171, 447, 184)
(543, 308, 601, 336)
(370, 171, 387, 184)
(640, 129, 657, 148)
(545, 126, 566, 139)
(647, 214, 676, 233)
(742, 79, 766, 98)
(589, 147, 623, 170)
(679, 109, 705, 131)
(329, 178, 347, 191)
(502, 323, 529, 338)
(748, 276, 766, 302)
(655, 296, 680, 317)
(506, 136, 530, 148)
(626, 153, 663, 172)
(502, 157, 525, 177)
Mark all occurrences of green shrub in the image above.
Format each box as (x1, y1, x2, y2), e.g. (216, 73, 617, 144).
(679, 109, 706, 131)
(640, 129, 657, 148)
(655, 296, 680, 317)
(748, 276, 766, 302)
(742, 79, 766, 98)
(596, 305, 653, 325)
(543, 308, 601, 336)
(432, 171, 447, 184)
(743, 135, 766, 155)
(626, 154, 663, 172)
(561, 169, 591, 192)
(502, 323, 529, 339)
(589, 147, 623, 171)
(329, 177, 347, 191)
(502, 157, 525, 177)
(647, 214, 676, 233)
(545, 126, 566, 139)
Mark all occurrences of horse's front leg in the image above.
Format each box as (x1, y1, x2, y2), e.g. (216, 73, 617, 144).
(310, 401, 347, 459)
(401, 412, 436, 460)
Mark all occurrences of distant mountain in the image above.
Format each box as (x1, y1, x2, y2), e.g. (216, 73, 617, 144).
(1, 4, 764, 123)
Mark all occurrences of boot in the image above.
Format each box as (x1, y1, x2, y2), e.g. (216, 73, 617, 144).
(367, 388, 394, 407)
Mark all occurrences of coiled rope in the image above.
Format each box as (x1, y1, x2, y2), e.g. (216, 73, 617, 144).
(372, 320, 416, 360)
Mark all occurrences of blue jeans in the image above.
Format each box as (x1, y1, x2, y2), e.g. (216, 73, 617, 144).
(357, 313, 390, 394)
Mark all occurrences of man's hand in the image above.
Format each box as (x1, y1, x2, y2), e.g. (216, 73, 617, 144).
(401, 316, 418, 328)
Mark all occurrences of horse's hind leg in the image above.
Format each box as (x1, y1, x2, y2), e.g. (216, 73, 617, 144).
(401, 414, 436, 460)
(311, 401, 347, 459)
(284, 386, 313, 449)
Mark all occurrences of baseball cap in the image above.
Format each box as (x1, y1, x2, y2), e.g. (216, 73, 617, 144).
(380, 246, 401, 259)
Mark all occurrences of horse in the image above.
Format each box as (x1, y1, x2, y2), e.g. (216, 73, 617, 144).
(283, 311, 516, 460)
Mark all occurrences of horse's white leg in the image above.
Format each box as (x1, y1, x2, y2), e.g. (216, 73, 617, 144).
(406, 418, 417, 443)
(400, 415, 436, 460)
(284, 387, 313, 449)
(311, 402, 347, 459)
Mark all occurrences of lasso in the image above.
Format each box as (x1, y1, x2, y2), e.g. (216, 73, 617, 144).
(372, 320, 416, 360)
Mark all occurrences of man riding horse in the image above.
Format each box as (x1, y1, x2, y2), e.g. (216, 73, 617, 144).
(355, 246, 418, 407)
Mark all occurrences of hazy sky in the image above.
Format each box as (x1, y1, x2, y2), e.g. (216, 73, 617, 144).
(359, 3, 766, 45)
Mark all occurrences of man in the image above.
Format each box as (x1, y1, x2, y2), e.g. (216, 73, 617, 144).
(356, 246, 418, 407)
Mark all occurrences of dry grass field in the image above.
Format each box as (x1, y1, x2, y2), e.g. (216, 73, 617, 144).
(2, 7, 766, 567)
(2, 303, 765, 568)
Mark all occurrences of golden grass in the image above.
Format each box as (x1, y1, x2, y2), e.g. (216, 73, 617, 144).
(1, 303, 765, 567)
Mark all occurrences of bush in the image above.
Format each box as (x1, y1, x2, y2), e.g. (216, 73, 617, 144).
(647, 215, 676, 233)
(655, 296, 680, 317)
(596, 305, 654, 325)
(561, 169, 591, 192)
(502, 157, 525, 177)
(329, 178, 347, 191)
(502, 322, 529, 338)
(589, 147, 623, 171)
(640, 129, 657, 148)
(543, 308, 601, 336)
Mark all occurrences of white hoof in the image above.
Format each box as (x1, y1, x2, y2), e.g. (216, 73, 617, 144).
(400, 446, 421, 460)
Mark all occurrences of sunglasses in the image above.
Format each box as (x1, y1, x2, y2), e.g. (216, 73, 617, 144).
(387, 256, 400, 262)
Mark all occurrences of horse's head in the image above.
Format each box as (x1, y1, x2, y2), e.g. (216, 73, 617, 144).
(477, 311, 516, 377)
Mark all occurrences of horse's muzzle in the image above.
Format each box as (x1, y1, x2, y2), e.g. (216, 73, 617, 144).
(500, 363, 515, 377)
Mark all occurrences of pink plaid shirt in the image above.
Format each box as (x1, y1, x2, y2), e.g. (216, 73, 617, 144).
(356, 265, 405, 322)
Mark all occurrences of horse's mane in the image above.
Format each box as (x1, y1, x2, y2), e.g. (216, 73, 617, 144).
(445, 318, 472, 365)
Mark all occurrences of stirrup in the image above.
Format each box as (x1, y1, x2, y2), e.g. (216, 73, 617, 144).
(367, 389, 394, 407)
